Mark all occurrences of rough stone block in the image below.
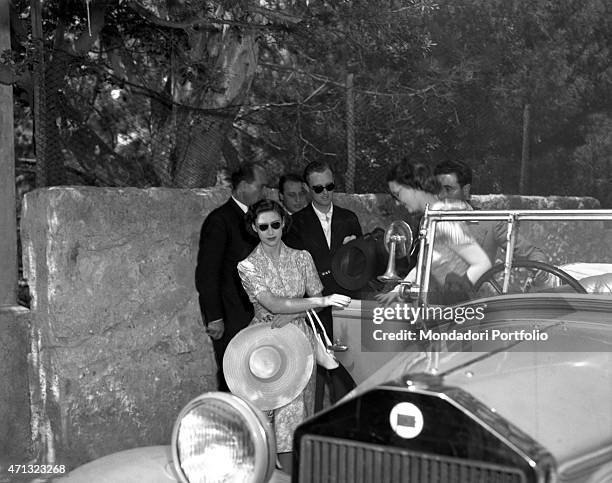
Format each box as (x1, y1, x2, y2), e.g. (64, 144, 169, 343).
(470, 195, 609, 264)
(0, 306, 30, 461)
(335, 192, 415, 233)
(20, 187, 224, 467)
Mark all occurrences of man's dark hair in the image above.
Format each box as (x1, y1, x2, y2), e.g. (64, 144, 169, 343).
(231, 162, 265, 190)
(245, 199, 292, 236)
(433, 160, 473, 187)
(387, 158, 441, 194)
(278, 173, 304, 193)
(303, 161, 333, 185)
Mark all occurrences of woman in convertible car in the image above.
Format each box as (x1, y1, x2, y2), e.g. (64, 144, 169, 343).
(377, 158, 492, 305)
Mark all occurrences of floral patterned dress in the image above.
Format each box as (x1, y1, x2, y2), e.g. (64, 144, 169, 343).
(237, 242, 323, 453)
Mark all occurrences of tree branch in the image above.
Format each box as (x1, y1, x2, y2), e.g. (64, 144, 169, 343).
(259, 61, 438, 97)
(127, 2, 283, 31)
(246, 5, 302, 26)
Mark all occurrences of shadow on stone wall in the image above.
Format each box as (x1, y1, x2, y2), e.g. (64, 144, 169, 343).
(21, 187, 223, 468)
(18, 187, 606, 468)
(0, 306, 30, 462)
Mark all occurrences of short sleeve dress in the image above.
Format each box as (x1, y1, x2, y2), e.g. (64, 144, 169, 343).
(237, 241, 323, 453)
(428, 199, 477, 286)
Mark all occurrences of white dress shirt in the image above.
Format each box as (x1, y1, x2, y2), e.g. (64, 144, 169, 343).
(232, 196, 248, 214)
(312, 202, 333, 248)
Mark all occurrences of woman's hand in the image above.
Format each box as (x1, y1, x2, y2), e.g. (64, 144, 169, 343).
(322, 294, 352, 308)
(375, 290, 400, 306)
(270, 313, 297, 328)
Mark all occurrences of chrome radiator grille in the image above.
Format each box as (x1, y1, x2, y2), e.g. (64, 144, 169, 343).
(298, 435, 527, 483)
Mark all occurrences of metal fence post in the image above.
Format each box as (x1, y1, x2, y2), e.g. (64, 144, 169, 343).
(0, 0, 18, 304)
(345, 73, 355, 193)
(31, 0, 48, 187)
(519, 103, 530, 194)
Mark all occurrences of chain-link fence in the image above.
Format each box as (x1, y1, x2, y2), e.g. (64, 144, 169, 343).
(14, 3, 463, 196)
(27, 32, 238, 189)
(12, 4, 612, 205)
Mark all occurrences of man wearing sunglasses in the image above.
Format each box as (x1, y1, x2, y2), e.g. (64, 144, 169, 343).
(195, 162, 268, 392)
(285, 161, 362, 411)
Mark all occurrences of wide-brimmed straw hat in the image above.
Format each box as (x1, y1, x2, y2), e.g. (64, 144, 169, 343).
(223, 323, 314, 411)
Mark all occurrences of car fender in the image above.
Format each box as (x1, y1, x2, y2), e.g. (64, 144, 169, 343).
(55, 446, 178, 483)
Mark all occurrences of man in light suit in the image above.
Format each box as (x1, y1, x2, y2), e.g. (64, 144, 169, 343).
(285, 161, 362, 410)
(434, 159, 548, 266)
(195, 162, 267, 391)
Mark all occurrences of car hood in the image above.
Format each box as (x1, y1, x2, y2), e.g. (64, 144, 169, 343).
(348, 294, 612, 466)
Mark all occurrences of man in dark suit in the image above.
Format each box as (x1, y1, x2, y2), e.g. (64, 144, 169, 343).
(285, 161, 362, 410)
(195, 162, 267, 391)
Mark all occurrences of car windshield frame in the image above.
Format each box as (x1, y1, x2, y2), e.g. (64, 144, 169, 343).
(412, 207, 612, 306)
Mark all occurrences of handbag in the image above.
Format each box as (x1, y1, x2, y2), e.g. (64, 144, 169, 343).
(306, 309, 339, 370)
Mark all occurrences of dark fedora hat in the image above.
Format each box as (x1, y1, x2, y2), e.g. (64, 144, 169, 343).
(331, 228, 389, 291)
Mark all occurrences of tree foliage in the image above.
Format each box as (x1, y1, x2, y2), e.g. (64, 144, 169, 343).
(4, 0, 612, 205)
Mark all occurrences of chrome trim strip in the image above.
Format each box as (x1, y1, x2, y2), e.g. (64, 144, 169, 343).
(377, 381, 557, 481)
(557, 444, 612, 481)
(414, 205, 429, 306)
(332, 299, 362, 320)
(424, 208, 612, 222)
(422, 218, 437, 306)
(502, 213, 518, 293)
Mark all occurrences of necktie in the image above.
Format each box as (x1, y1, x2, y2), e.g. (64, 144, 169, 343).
(324, 213, 331, 247)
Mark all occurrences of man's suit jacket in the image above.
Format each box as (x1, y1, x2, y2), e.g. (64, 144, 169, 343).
(286, 203, 362, 399)
(285, 203, 363, 297)
(195, 198, 258, 351)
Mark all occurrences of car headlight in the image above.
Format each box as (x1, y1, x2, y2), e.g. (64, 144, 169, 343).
(171, 392, 275, 483)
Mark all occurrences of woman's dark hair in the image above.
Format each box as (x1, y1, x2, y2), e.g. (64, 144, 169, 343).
(245, 199, 292, 237)
(386, 158, 441, 195)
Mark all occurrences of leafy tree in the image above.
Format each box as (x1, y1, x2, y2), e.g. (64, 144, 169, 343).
(6, 0, 304, 187)
(5, 0, 612, 205)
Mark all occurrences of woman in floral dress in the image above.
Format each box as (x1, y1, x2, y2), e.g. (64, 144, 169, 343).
(237, 199, 351, 474)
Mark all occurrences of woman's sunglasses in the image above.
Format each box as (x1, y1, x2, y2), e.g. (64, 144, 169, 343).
(310, 182, 335, 194)
(257, 221, 282, 231)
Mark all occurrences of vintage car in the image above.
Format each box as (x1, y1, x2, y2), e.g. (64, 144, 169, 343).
(56, 208, 612, 483)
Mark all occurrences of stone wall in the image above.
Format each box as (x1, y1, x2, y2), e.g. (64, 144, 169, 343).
(21, 187, 223, 467)
(19, 187, 408, 467)
(470, 194, 610, 264)
(339, 192, 610, 265)
(19, 187, 607, 468)
(0, 306, 30, 461)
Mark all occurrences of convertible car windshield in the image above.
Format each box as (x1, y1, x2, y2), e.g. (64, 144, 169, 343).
(414, 208, 612, 303)
(334, 208, 612, 383)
